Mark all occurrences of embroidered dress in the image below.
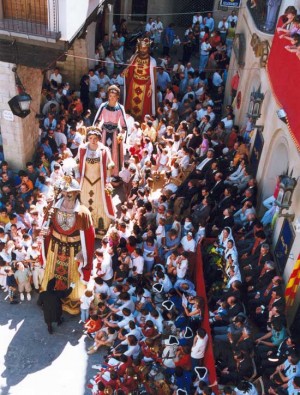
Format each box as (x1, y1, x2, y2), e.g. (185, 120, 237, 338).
(41, 199, 94, 314)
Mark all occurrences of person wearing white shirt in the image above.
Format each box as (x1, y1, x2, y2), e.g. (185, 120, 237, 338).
(181, 232, 196, 252)
(67, 127, 83, 156)
(176, 254, 189, 279)
(195, 103, 206, 121)
(212, 70, 223, 88)
(118, 223, 130, 241)
(80, 290, 94, 323)
(147, 310, 164, 333)
(179, 152, 190, 171)
(4, 216, 25, 234)
(93, 277, 111, 297)
(195, 83, 206, 100)
(94, 93, 103, 110)
(26, 243, 44, 290)
(96, 250, 114, 285)
(226, 267, 242, 288)
(199, 39, 212, 72)
(204, 105, 216, 124)
(154, 17, 164, 44)
(125, 321, 142, 340)
(54, 129, 67, 147)
(185, 26, 193, 38)
(106, 308, 134, 329)
(156, 272, 173, 292)
(131, 248, 144, 276)
(113, 293, 135, 313)
(227, 10, 238, 25)
(144, 139, 153, 156)
(193, 13, 203, 27)
(156, 219, 166, 248)
(221, 114, 234, 132)
(173, 62, 185, 75)
(118, 335, 140, 359)
(50, 164, 64, 184)
(115, 73, 124, 86)
(233, 382, 258, 395)
(191, 328, 208, 367)
(218, 17, 229, 40)
(49, 67, 62, 91)
(98, 71, 111, 90)
(145, 18, 154, 34)
(127, 122, 142, 147)
(195, 224, 206, 243)
(88, 69, 100, 100)
(119, 163, 131, 183)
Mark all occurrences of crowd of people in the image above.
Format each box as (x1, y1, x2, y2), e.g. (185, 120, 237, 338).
(277, 6, 300, 59)
(1, 7, 300, 395)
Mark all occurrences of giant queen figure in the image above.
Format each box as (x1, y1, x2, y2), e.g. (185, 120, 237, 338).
(41, 176, 95, 314)
(124, 37, 157, 122)
(93, 85, 127, 176)
(75, 127, 115, 231)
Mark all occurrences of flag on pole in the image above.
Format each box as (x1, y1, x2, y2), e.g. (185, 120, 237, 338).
(285, 254, 300, 306)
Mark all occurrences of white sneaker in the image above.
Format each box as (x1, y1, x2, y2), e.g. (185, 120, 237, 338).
(20, 293, 24, 301)
(27, 293, 31, 301)
(92, 364, 102, 370)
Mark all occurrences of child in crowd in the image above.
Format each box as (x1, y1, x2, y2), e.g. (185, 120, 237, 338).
(80, 289, 94, 324)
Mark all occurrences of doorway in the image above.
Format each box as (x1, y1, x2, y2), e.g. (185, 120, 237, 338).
(131, 0, 148, 22)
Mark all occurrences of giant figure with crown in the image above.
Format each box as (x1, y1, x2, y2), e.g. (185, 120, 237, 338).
(124, 37, 157, 122)
(41, 176, 95, 314)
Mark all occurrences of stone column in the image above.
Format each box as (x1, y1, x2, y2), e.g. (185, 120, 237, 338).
(107, 3, 114, 44)
(0, 62, 42, 170)
(86, 21, 97, 69)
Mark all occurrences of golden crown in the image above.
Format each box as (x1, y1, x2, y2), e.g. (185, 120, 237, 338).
(137, 37, 152, 47)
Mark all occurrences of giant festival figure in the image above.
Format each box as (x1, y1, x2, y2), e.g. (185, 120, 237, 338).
(75, 127, 115, 231)
(124, 37, 157, 122)
(93, 85, 127, 176)
(41, 176, 95, 315)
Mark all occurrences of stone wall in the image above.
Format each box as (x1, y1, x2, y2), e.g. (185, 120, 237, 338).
(0, 62, 42, 170)
(57, 38, 89, 91)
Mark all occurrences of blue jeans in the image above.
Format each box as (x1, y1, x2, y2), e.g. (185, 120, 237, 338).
(199, 54, 209, 72)
(80, 308, 89, 323)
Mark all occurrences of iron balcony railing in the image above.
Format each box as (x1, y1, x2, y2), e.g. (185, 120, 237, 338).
(0, 0, 60, 41)
(247, 0, 281, 34)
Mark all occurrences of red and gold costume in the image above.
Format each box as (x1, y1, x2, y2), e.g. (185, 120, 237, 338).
(124, 38, 157, 121)
(41, 197, 95, 315)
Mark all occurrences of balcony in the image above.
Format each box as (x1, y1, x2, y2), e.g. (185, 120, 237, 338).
(267, 16, 300, 150)
(0, 0, 60, 42)
(247, 0, 281, 34)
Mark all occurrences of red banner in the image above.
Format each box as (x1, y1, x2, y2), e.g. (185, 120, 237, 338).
(192, 239, 219, 393)
(267, 17, 300, 150)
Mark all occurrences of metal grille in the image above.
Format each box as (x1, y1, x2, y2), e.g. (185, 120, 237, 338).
(175, 0, 214, 26)
(0, 0, 60, 39)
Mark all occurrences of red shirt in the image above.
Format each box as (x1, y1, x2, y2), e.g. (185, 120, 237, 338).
(175, 353, 192, 370)
(85, 318, 101, 333)
(231, 73, 240, 90)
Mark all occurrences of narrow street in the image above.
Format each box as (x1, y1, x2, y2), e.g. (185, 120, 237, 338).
(0, 290, 105, 395)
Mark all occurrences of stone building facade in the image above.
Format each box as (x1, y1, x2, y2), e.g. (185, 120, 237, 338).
(226, 0, 300, 326)
(0, 0, 106, 169)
